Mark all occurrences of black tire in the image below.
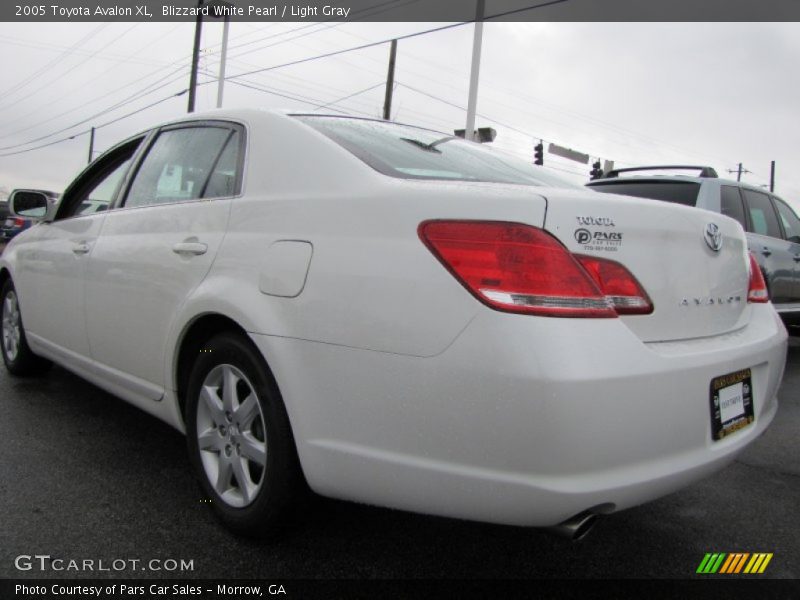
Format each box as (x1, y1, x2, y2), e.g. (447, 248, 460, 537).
(185, 331, 303, 537)
(1, 279, 52, 376)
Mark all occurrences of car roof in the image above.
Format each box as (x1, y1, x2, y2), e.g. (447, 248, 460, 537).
(587, 173, 774, 194)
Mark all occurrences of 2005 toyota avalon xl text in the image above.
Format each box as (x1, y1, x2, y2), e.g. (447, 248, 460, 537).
(0, 110, 787, 539)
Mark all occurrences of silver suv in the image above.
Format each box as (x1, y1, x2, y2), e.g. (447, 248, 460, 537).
(587, 166, 800, 329)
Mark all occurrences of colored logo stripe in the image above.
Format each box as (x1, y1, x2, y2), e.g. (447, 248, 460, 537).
(697, 552, 773, 574)
(697, 553, 726, 573)
(719, 553, 749, 573)
(744, 553, 773, 574)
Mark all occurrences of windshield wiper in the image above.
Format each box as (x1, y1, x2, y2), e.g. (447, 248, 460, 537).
(400, 136, 458, 154)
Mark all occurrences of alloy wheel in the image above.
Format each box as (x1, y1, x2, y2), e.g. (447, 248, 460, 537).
(196, 364, 268, 508)
(2, 290, 21, 362)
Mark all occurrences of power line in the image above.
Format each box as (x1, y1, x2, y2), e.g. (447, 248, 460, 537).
(312, 82, 386, 111)
(0, 62, 190, 143)
(225, 1, 569, 82)
(0, 68, 190, 152)
(396, 81, 630, 168)
(0, 24, 139, 114)
(225, 77, 374, 117)
(0, 24, 110, 105)
(221, 0, 418, 56)
(0, 87, 192, 158)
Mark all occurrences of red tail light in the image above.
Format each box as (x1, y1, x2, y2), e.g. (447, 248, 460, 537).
(13, 218, 25, 228)
(747, 253, 769, 303)
(575, 255, 654, 315)
(419, 220, 616, 318)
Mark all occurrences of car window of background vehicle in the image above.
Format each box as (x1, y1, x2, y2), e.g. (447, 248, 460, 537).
(720, 185, 748, 229)
(773, 197, 800, 242)
(743, 189, 781, 238)
(587, 181, 701, 206)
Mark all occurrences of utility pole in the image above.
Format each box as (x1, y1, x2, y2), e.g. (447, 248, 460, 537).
(87, 127, 95, 164)
(216, 13, 230, 108)
(770, 161, 775, 192)
(382, 39, 397, 121)
(464, 0, 485, 141)
(727, 163, 751, 182)
(187, 0, 204, 113)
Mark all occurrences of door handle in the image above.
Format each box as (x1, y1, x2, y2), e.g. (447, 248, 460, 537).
(72, 241, 90, 255)
(793, 255, 800, 262)
(761, 247, 772, 257)
(172, 241, 208, 256)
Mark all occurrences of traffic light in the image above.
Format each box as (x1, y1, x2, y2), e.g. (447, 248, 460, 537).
(590, 160, 603, 180)
(534, 141, 544, 166)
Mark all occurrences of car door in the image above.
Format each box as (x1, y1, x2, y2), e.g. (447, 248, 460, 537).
(11, 138, 141, 364)
(740, 187, 795, 304)
(771, 195, 800, 305)
(84, 121, 244, 398)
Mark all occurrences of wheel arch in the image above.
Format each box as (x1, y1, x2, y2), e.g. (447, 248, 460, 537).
(174, 313, 252, 422)
(0, 267, 11, 291)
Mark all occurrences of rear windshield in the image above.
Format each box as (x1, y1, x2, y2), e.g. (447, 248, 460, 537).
(588, 181, 701, 206)
(295, 115, 581, 189)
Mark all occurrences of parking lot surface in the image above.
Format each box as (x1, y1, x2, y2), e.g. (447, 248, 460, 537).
(0, 337, 798, 580)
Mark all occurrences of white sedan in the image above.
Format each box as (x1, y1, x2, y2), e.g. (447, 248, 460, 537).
(0, 109, 787, 539)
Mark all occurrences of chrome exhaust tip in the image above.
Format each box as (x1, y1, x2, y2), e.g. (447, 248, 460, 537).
(544, 511, 598, 541)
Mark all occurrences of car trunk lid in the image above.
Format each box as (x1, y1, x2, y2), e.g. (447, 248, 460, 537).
(543, 189, 751, 342)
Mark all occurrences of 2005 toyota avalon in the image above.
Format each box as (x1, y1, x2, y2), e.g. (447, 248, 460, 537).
(0, 110, 787, 539)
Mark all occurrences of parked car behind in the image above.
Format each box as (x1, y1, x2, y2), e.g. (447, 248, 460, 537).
(1, 189, 59, 242)
(587, 166, 800, 330)
(0, 112, 787, 540)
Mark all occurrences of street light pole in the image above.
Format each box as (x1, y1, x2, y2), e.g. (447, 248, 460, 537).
(216, 14, 230, 108)
(464, 0, 485, 142)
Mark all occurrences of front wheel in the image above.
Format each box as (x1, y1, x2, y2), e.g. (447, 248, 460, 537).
(1, 279, 51, 376)
(185, 332, 303, 537)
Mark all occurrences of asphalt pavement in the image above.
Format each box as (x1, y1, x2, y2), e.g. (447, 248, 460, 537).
(0, 336, 798, 581)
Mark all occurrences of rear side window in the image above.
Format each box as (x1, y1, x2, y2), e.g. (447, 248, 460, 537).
(720, 186, 747, 229)
(588, 181, 700, 206)
(203, 131, 241, 198)
(125, 126, 238, 209)
(773, 197, 800, 243)
(742, 189, 781, 238)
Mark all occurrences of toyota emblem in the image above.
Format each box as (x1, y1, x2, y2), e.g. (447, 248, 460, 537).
(704, 223, 723, 252)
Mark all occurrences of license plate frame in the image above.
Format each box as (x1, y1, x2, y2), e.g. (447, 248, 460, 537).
(709, 368, 754, 441)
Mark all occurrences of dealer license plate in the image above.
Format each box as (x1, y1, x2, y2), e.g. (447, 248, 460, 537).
(709, 368, 754, 441)
(3, 218, 13, 228)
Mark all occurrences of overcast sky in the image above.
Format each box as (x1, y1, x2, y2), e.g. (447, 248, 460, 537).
(0, 21, 798, 206)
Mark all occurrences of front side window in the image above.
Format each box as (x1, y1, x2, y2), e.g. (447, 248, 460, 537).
(773, 197, 800, 243)
(56, 138, 141, 220)
(743, 189, 781, 238)
(124, 126, 239, 209)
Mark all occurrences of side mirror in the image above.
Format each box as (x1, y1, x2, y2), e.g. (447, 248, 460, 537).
(9, 189, 57, 222)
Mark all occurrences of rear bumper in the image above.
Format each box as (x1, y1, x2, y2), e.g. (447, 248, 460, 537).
(252, 303, 787, 527)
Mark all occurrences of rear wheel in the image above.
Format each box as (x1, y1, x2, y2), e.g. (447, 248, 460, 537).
(185, 332, 302, 537)
(1, 279, 51, 376)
